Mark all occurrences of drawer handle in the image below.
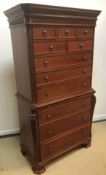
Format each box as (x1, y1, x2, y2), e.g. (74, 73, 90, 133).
(49, 45, 54, 50)
(48, 129, 52, 136)
(48, 147, 53, 153)
(83, 56, 88, 61)
(44, 75, 49, 81)
(82, 82, 87, 87)
(81, 102, 86, 107)
(84, 30, 88, 34)
(82, 116, 87, 120)
(45, 91, 49, 96)
(82, 131, 87, 136)
(47, 114, 51, 119)
(80, 43, 84, 48)
(83, 69, 87, 74)
(65, 29, 69, 34)
(44, 60, 48, 66)
(43, 29, 47, 35)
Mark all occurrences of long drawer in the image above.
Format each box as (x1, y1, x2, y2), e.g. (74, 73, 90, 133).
(37, 76, 91, 103)
(36, 64, 92, 85)
(35, 52, 92, 72)
(39, 110, 91, 142)
(38, 96, 91, 125)
(40, 124, 91, 161)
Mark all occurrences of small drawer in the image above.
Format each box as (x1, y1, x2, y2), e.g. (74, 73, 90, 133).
(33, 27, 55, 39)
(68, 40, 93, 52)
(40, 125, 91, 161)
(34, 41, 66, 54)
(36, 64, 92, 85)
(39, 110, 91, 142)
(37, 76, 91, 103)
(76, 27, 94, 38)
(38, 96, 91, 125)
(35, 52, 92, 71)
(57, 27, 75, 38)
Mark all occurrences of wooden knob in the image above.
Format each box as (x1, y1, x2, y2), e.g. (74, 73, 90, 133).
(82, 102, 86, 107)
(80, 43, 84, 48)
(83, 69, 87, 74)
(48, 129, 52, 136)
(48, 147, 53, 153)
(82, 116, 86, 120)
(82, 82, 87, 87)
(65, 29, 69, 34)
(82, 131, 87, 136)
(83, 56, 88, 61)
(49, 45, 54, 50)
(45, 91, 49, 96)
(44, 75, 49, 81)
(47, 114, 51, 119)
(44, 60, 48, 66)
(43, 29, 47, 35)
(84, 30, 88, 34)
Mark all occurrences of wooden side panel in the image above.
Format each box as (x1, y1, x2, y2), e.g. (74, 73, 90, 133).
(10, 26, 32, 100)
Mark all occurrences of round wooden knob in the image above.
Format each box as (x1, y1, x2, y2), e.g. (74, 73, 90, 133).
(45, 91, 49, 96)
(65, 29, 69, 34)
(83, 56, 88, 61)
(47, 114, 51, 119)
(48, 147, 53, 153)
(82, 82, 87, 87)
(80, 43, 84, 48)
(82, 102, 86, 107)
(83, 69, 87, 74)
(84, 30, 88, 34)
(44, 75, 49, 81)
(82, 116, 86, 120)
(43, 29, 47, 35)
(49, 45, 54, 50)
(44, 60, 48, 66)
(48, 129, 52, 136)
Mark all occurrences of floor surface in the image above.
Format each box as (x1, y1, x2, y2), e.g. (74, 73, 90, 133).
(0, 121, 106, 175)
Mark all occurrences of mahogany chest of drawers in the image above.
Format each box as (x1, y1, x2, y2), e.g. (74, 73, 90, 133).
(5, 4, 101, 173)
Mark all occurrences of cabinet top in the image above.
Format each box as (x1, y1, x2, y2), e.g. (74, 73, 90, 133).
(4, 3, 101, 27)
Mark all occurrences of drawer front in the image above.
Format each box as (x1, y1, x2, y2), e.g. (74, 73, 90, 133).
(39, 111, 91, 142)
(35, 52, 92, 71)
(57, 27, 75, 38)
(34, 41, 66, 54)
(68, 40, 93, 51)
(40, 125, 91, 161)
(37, 76, 91, 102)
(36, 64, 92, 85)
(33, 27, 55, 39)
(76, 27, 94, 38)
(38, 96, 91, 125)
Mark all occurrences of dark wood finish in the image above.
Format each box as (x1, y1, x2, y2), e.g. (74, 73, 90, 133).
(4, 3, 101, 174)
(35, 63, 92, 85)
(35, 52, 92, 71)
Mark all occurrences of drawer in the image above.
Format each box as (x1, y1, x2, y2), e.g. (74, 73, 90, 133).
(68, 40, 93, 51)
(76, 27, 94, 38)
(39, 110, 91, 142)
(40, 125, 91, 161)
(36, 64, 92, 85)
(35, 52, 92, 71)
(37, 76, 91, 103)
(34, 41, 66, 54)
(57, 27, 75, 38)
(38, 96, 91, 125)
(33, 27, 55, 39)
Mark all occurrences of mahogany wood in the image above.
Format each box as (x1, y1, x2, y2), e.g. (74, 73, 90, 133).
(4, 3, 101, 174)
